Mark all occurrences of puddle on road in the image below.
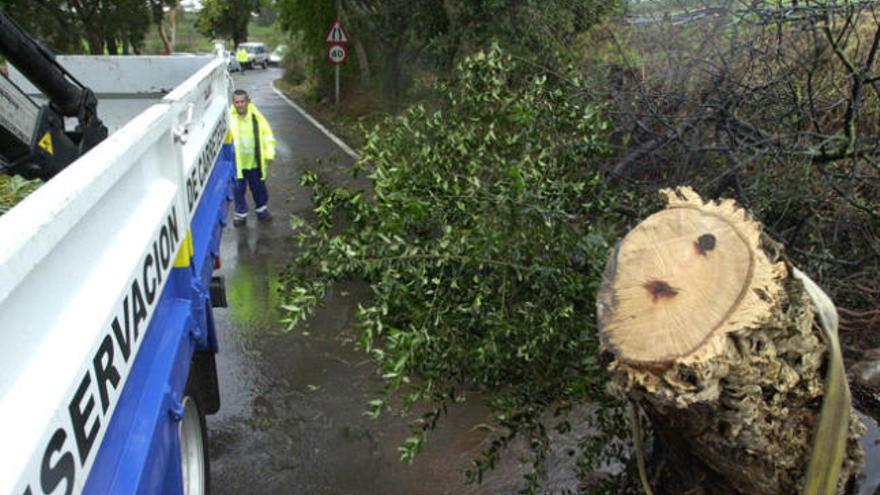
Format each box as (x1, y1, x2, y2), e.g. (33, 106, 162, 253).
(224, 226, 285, 332)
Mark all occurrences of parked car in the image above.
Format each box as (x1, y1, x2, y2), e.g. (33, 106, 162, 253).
(268, 45, 288, 66)
(237, 42, 268, 69)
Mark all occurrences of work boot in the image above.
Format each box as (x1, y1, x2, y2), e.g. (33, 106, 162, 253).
(233, 216, 246, 227)
(257, 210, 273, 222)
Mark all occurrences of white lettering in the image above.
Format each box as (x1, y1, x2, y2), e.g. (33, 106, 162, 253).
(25, 203, 188, 494)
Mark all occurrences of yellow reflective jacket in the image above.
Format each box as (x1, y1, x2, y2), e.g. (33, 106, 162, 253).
(236, 48, 248, 64)
(228, 103, 276, 179)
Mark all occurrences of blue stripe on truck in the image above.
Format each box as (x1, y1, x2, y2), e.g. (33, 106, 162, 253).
(81, 146, 233, 494)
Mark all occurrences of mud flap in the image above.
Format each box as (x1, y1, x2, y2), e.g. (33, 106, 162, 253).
(190, 351, 220, 415)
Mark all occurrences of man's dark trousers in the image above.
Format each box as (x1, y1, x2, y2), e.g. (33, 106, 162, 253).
(234, 168, 269, 219)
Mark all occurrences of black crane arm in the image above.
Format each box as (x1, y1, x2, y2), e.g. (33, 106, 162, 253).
(0, 9, 107, 180)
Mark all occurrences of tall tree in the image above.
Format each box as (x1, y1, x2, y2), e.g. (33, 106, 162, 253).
(348, 0, 412, 104)
(0, 0, 154, 55)
(196, 0, 262, 47)
(67, 0, 105, 54)
(0, 0, 84, 53)
(102, 0, 152, 54)
(275, 0, 338, 97)
(150, 0, 183, 55)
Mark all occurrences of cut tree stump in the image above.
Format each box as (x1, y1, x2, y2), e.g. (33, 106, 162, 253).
(597, 187, 865, 495)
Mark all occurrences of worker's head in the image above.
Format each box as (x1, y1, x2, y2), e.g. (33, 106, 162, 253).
(232, 89, 249, 116)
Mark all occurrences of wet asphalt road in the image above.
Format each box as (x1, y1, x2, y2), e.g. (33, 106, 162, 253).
(207, 67, 529, 495)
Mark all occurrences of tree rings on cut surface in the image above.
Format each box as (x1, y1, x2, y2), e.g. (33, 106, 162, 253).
(597, 187, 784, 366)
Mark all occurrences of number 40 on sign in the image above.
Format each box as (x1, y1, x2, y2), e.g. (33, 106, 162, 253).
(327, 44, 347, 64)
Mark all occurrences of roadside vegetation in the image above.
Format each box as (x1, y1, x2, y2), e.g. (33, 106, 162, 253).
(0, 176, 38, 215)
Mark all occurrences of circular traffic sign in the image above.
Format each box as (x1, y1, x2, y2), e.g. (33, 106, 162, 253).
(327, 44, 348, 64)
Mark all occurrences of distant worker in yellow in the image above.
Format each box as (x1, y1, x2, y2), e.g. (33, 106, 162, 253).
(235, 46, 249, 72)
(229, 89, 276, 226)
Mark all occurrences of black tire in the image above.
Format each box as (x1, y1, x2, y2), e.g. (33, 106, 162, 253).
(180, 381, 210, 495)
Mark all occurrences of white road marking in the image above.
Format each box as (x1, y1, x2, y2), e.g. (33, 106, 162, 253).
(270, 82, 361, 161)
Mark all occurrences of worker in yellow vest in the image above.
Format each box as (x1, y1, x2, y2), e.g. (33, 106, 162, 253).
(229, 89, 276, 226)
(236, 46, 249, 72)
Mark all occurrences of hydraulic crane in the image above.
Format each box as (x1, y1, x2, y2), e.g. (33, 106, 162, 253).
(0, 9, 107, 180)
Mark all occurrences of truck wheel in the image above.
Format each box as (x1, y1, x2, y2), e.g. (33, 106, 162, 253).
(179, 393, 210, 495)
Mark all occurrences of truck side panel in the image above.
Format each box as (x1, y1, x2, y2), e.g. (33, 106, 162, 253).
(0, 57, 232, 495)
(82, 147, 233, 495)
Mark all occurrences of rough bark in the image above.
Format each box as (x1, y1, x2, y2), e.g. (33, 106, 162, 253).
(597, 187, 865, 494)
(158, 3, 179, 56)
(340, 7, 371, 85)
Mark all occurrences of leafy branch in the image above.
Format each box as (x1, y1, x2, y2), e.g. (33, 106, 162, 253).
(280, 45, 637, 491)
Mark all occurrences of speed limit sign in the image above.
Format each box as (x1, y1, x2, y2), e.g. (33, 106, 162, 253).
(327, 44, 347, 64)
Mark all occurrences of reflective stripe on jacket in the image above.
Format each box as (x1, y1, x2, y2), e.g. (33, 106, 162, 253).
(228, 103, 276, 179)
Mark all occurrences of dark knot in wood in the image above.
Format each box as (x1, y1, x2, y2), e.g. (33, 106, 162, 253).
(695, 233, 716, 256)
(644, 280, 678, 302)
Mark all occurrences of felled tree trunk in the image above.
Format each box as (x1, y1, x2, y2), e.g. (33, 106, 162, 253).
(597, 187, 864, 495)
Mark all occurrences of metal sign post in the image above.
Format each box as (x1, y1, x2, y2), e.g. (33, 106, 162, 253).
(324, 19, 349, 107)
(327, 44, 347, 106)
